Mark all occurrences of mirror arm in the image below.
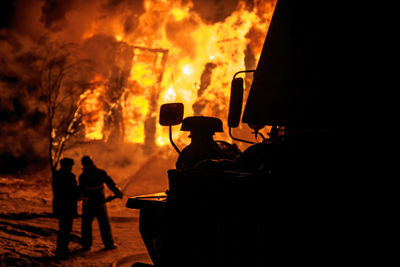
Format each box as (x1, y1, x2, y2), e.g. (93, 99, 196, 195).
(229, 127, 255, 144)
(252, 130, 266, 142)
(233, 69, 256, 79)
(169, 126, 181, 154)
(228, 69, 256, 144)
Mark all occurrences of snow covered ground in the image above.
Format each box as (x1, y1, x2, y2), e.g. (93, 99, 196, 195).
(0, 146, 177, 266)
(0, 176, 153, 266)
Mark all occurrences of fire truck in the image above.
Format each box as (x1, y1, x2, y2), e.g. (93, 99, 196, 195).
(126, 1, 351, 266)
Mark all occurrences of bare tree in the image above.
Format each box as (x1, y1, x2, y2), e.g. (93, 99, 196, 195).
(35, 41, 91, 213)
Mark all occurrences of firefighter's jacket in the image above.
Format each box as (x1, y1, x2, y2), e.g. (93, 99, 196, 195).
(79, 165, 120, 201)
(53, 169, 78, 217)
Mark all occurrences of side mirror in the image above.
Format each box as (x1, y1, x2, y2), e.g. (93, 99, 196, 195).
(159, 103, 184, 126)
(227, 77, 243, 128)
(227, 70, 256, 144)
(159, 103, 184, 154)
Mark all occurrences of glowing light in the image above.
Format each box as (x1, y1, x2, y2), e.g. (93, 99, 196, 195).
(164, 85, 176, 102)
(156, 135, 169, 146)
(80, 80, 106, 140)
(171, 8, 186, 21)
(182, 64, 192, 75)
(115, 35, 123, 41)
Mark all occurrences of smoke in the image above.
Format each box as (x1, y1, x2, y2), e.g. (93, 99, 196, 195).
(192, 0, 239, 24)
(0, 0, 276, 177)
(165, 16, 198, 58)
(41, 0, 76, 29)
(0, 77, 48, 174)
(81, 34, 133, 79)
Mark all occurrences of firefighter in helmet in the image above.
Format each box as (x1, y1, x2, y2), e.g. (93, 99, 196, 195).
(79, 155, 122, 251)
(176, 116, 226, 170)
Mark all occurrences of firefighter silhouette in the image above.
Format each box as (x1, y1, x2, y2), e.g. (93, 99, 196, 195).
(78, 155, 122, 251)
(176, 116, 225, 170)
(53, 157, 78, 259)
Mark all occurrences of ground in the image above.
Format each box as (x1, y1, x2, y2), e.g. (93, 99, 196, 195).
(0, 150, 175, 267)
(0, 175, 156, 267)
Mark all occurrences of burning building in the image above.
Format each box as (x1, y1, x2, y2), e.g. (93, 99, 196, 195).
(0, 0, 276, 173)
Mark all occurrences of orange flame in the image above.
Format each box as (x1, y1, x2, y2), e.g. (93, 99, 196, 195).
(79, 0, 276, 145)
(80, 77, 106, 140)
(123, 95, 149, 143)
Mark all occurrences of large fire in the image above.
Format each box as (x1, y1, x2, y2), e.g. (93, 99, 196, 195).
(79, 0, 276, 147)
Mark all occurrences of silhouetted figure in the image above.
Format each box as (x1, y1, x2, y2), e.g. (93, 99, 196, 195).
(79, 155, 122, 251)
(176, 116, 225, 170)
(53, 157, 78, 259)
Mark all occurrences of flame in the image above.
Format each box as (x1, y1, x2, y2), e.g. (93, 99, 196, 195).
(163, 85, 176, 102)
(171, 7, 187, 21)
(80, 78, 106, 140)
(130, 63, 157, 88)
(182, 64, 193, 75)
(123, 95, 149, 143)
(78, 0, 276, 146)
